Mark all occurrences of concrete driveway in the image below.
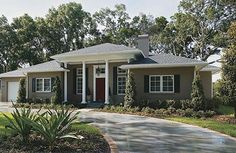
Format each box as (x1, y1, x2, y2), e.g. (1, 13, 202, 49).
(80, 111, 236, 153)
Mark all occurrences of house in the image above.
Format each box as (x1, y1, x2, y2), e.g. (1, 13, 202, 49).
(0, 35, 220, 104)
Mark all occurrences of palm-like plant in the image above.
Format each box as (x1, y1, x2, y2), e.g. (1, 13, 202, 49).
(26, 107, 83, 149)
(3, 104, 38, 142)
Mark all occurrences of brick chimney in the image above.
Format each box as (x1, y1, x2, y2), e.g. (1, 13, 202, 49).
(137, 34, 149, 57)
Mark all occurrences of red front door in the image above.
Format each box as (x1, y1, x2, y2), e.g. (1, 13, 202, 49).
(96, 78, 105, 102)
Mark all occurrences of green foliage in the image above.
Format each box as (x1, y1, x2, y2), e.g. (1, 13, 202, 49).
(124, 72, 136, 107)
(191, 75, 206, 111)
(3, 104, 38, 142)
(16, 78, 26, 103)
(51, 76, 63, 104)
(221, 22, 236, 117)
(25, 107, 82, 149)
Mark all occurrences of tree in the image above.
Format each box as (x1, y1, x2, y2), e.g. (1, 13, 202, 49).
(221, 22, 236, 118)
(191, 74, 205, 111)
(12, 14, 45, 66)
(0, 15, 20, 72)
(51, 76, 63, 104)
(43, 2, 97, 57)
(124, 72, 136, 107)
(17, 78, 26, 103)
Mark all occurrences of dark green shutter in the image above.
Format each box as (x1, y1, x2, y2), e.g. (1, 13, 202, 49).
(32, 78, 36, 92)
(86, 68, 89, 95)
(174, 75, 180, 93)
(73, 69, 76, 95)
(144, 75, 149, 93)
(113, 67, 117, 95)
(51, 77, 55, 92)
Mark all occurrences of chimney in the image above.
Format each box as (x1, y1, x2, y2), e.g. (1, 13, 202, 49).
(137, 34, 149, 57)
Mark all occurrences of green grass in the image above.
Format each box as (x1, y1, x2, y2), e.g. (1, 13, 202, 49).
(0, 113, 13, 136)
(72, 122, 101, 135)
(167, 117, 236, 137)
(217, 105, 234, 116)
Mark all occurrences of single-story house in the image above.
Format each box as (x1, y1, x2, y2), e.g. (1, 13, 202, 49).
(0, 35, 220, 104)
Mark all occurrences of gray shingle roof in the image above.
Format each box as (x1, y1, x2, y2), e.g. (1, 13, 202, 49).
(201, 65, 220, 73)
(51, 43, 140, 58)
(0, 60, 67, 78)
(22, 60, 66, 72)
(130, 54, 205, 64)
(0, 70, 25, 78)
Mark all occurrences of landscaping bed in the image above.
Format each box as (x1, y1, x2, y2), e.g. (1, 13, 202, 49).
(0, 109, 110, 153)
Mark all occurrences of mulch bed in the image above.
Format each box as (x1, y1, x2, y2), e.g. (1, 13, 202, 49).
(213, 115, 236, 124)
(0, 131, 110, 153)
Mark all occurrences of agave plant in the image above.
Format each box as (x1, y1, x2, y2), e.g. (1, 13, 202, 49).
(26, 106, 83, 149)
(3, 104, 38, 142)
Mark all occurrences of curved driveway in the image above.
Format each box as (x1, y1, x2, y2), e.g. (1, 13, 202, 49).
(80, 111, 236, 153)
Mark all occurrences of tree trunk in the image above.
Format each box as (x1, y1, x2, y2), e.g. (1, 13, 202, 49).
(234, 105, 236, 118)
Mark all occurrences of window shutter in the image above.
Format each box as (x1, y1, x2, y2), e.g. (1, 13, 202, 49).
(32, 78, 36, 92)
(86, 68, 89, 95)
(144, 75, 149, 93)
(113, 67, 117, 95)
(51, 77, 55, 92)
(73, 69, 77, 95)
(174, 75, 180, 93)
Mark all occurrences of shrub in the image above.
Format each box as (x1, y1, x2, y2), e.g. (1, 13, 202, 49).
(166, 100, 182, 109)
(51, 76, 63, 104)
(191, 75, 206, 111)
(3, 104, 38, 142)
(26, 107, 83, 149)
(183, 108, 194, 117)
(16, 78, 27, 103)
(180, 99, 193, 110)
(124, 72, 136, 107)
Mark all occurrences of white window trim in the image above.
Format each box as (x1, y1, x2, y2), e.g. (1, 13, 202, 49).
(76, 68, 83, 95)
(36, 78, 51, 93)
(117, 67, 127, 95)
(117, 76, 126, 95)
(149, 75, 174, 93)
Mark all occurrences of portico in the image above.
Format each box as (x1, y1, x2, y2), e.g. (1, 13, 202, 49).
(50, 43, 141, 104)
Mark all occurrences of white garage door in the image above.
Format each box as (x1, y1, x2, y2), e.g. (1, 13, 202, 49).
(8, 82, 19, 102)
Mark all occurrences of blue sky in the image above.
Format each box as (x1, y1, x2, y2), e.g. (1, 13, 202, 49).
(0, 0, 180, 22)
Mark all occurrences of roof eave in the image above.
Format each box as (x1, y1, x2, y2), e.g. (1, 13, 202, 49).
(120, 62, 207, 69)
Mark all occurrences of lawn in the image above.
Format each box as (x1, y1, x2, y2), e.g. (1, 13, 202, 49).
(167, 117, 236, 138)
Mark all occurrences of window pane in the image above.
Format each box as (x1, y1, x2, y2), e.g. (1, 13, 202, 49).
(77, 77, 82, 94)
(150, 76, 161, 92)
(162, 76, 174, 92)
(44, 79, 51, 92)
(36, 79, 43, 91)
(117, 76, 126, 94)
(77, 68, 82, 76)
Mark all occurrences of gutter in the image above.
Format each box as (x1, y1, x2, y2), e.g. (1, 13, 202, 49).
(120, 62, 208, 69)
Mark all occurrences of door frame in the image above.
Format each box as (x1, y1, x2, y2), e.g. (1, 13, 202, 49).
(93, 65, 105, 101)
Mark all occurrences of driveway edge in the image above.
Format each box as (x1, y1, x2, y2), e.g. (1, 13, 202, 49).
(103, 133, 119, 153)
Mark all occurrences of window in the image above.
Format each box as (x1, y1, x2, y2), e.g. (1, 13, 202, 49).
(149, 75, 174, 93)
(36, 78, 51, 92)
(117, 68, 127, 95)
(76, 68, 83, 94)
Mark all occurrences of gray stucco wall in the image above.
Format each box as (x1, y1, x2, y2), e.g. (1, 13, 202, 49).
(199, 71, 212, 99)
(0, 77, 24, 102)
(130, 67, 195, 102)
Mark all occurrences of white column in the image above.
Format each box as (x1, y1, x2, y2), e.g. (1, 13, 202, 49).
(81, 61, 86, 104)
(64, 63, 68, 102)
(105, 60, 109, 104)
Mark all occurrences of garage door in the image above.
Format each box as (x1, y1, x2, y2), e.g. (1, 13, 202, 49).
(8, 82, 19, 102)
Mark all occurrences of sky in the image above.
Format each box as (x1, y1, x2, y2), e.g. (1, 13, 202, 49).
(0, 0, 180, 22)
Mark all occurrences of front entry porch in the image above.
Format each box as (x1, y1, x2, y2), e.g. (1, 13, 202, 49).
(63, 60, 128, 105)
